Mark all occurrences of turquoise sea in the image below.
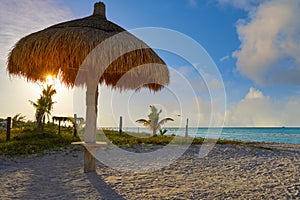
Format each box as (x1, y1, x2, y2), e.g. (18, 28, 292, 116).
(118, 127, 300, 145)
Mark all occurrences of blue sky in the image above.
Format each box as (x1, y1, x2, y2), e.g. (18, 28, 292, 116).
(1, 0, 300, 127)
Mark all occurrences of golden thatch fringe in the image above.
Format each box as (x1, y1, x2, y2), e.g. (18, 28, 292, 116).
(8, 13, 169, 91)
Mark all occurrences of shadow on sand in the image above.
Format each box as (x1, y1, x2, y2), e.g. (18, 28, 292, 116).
(86, 172, 125, 200)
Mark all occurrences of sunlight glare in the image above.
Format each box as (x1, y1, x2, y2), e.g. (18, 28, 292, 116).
(46, 75, 54, 85)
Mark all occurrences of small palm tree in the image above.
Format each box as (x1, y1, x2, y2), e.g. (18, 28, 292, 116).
(29, 85, 56, 130)
(12, 113, 26, 129)
(41, 85, 57, 121)
(136, 105, 174, 136)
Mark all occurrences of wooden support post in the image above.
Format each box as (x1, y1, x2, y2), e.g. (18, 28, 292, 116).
(185, 118, 189, 138)
(119, 116, 122, 136)
(72, 141, 106, 173)
(84, 147, 95, 173)
(6, 117, 11, 142)
(84, 82, 98, 173)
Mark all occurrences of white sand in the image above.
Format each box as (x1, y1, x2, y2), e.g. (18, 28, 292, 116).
(0, 143, 299, 199)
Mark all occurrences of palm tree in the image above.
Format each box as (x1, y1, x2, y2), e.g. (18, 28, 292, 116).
(29, 85, 56, 130)
(136, 105, 174, 136)
(41, 85, 57, 120)
(12, 113, 26, 129)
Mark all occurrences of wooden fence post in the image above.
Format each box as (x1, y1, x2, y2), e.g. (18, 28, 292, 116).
(58, 120, 61, 135)
(6, 117, 11, 141)
(185, 118, 189, 138)
(74, 114, 77, 137)
(119, 116, 122, 136)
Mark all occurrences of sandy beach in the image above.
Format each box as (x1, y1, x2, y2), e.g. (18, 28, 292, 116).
(1, 143, 299, 199)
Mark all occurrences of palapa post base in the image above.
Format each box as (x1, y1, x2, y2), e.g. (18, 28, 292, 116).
(84, 147, 96, 173)
(72, 141, 107, 173)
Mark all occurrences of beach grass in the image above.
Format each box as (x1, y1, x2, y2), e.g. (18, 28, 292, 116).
(0, 124, 80, 157)
(1, 126, 275, 157)
(100, 130, 177, 146)
(99, 130, 249, 146)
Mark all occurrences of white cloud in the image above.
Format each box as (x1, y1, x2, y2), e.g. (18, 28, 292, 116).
(232, 0, 300, 86)
(225, 87, 300, 126)
(218, 0, 265, 11)
(245, 87, 265, 99)
(220, 55, 229, 62)
(0, 0, 73, 71)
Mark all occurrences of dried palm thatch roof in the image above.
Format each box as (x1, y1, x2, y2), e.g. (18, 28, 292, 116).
(7, 2, 169, 91)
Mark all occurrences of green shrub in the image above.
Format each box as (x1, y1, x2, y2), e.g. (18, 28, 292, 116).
(0, 129, 79, 156)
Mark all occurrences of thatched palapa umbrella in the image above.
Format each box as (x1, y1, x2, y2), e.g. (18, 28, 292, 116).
(8, 2, 169, 172)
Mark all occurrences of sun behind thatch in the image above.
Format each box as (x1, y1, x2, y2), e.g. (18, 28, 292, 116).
(7, 2, 169, 91)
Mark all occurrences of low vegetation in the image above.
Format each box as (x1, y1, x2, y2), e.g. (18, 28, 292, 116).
(98, 130, 248, 147)
(1, 123, 272, 157)
(99, 130, 176, 146)
(0, 123, 80, 157)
